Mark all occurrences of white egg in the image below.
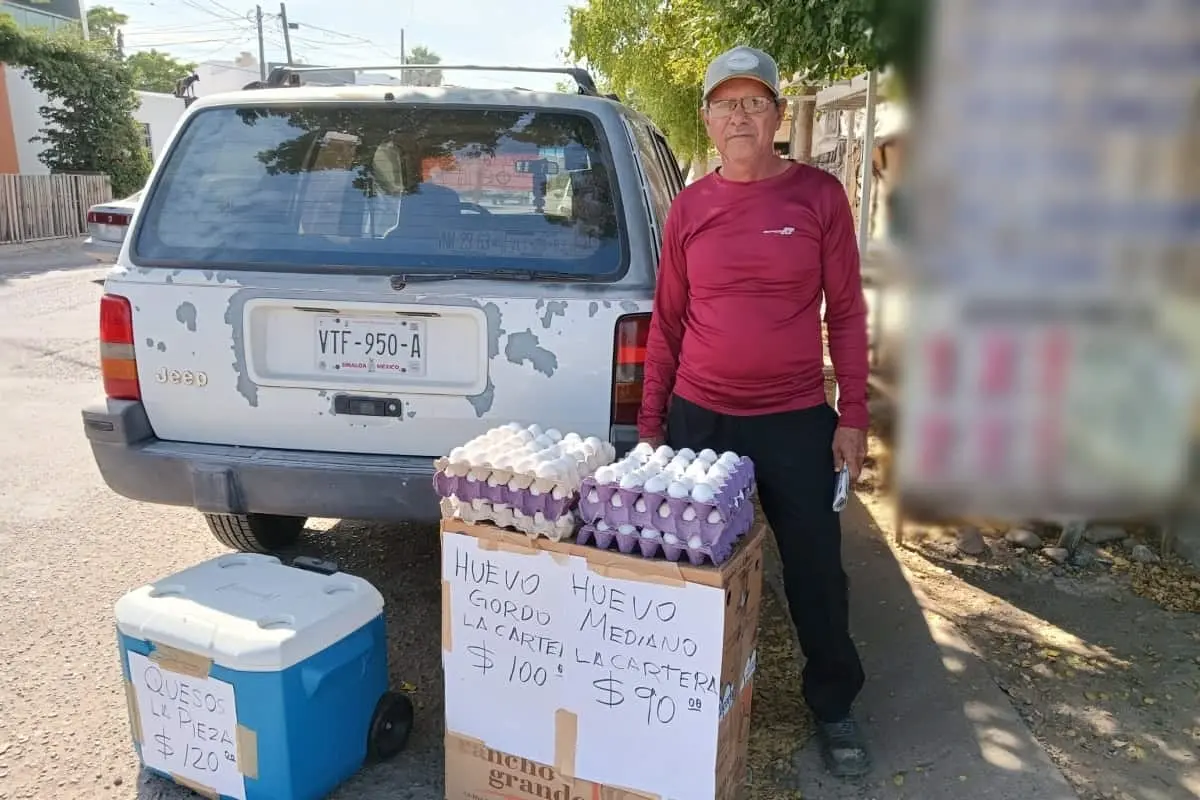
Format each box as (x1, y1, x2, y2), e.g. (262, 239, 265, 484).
(544, 428, 563, 442)
(563, 432, 582, 444)
(675, 447, 696, 462)
(596, 519, 610, 531)
(535, 461, 557, 479)
(667, 481, 690, 499)
(684, 461, 709, 481)
(448, 447, 468, 462)
(617, 524, 636, 535)
(654, 445, 674, 461)
(663, 533, 679, 545)
(515, 430, 534, 444)
(632, 441, 655, 458)
(643, 474, 669, 494)
(503, 422, 523, 432)
(657, 502, 672, 518)
(534, 434, 555, 449)
(687, 535, 703, 549)
(641, 528, 661, 540)
(619, 472, 645, 489)
(691, 483, 716, 503)
(594, 466, 616, 485)
(583, 435, 604, 451)
(707, 509, 723, 524)
(718, 451, 740, 467)
(682, 506, 697, 521)
(527, 424, 544, 437)
(697, 448, 718, 464)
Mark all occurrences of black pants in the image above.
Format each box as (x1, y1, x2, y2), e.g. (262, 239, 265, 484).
(667, 394, 865, 723)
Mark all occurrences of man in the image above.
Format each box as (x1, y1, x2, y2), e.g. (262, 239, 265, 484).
(637, 46, 872, 778)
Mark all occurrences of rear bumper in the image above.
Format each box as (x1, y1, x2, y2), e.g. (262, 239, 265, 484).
(81, 398, 440, 522)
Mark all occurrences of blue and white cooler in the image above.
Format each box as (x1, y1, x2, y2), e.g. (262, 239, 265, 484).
(115, 553, 413, 800)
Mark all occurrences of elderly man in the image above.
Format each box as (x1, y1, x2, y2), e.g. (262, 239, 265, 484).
(638, 46, 872, 778)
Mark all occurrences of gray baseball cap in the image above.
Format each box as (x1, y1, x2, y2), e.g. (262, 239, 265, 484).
(702, 46, 781, 101)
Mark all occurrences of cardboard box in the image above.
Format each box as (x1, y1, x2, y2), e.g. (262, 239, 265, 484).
(441, 519, 764, 800)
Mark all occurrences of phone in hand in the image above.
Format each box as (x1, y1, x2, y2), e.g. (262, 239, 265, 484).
(832, 464, 851, 513)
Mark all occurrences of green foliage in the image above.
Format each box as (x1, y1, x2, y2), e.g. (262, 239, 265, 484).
(86, 4, 126, 56)
(705, 0, 929, 93)
(567, 0, 726, 161)
(0, 13, 151, 196)
(405, 44, 442, 87)
(127, 49, 197, 94)
(567, 0, 929, 162)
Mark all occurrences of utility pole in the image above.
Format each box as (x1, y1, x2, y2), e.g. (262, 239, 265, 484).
(399, 28, 406, 85)
(255, 5, 266, 80)
(279, 2, 294, 65)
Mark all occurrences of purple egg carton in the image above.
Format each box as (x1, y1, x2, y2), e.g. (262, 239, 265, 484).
(578, 457, 756, 543)
(432, 470, 578, 519)
(578, 497, 755, 566)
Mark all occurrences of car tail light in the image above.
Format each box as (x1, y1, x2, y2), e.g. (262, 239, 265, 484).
(100, 294, 140, 400)
(611, 313, 650, 426)
(87, 211, 131, 226)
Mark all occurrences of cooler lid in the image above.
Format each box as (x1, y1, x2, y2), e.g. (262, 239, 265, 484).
(115, 553, 384, 672)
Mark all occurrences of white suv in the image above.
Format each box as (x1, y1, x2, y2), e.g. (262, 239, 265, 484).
(81, 65, 687, 552)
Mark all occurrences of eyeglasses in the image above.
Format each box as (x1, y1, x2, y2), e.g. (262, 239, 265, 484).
(705, 96, 777, 118)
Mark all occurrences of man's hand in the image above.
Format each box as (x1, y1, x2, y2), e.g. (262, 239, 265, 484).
(832, 426, 867, 482)
(639, 429, 666, 449)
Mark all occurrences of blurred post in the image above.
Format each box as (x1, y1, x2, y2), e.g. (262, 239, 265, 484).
(895, 0, 1200, 523)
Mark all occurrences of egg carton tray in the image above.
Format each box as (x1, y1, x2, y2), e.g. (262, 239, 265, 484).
(577, 456, 755, 532)
(577, 497, 755, 565)
(433, 467, 579, 520)
(440, 497, 578, 542)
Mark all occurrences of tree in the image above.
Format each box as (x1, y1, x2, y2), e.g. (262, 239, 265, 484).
(86, 5, 126, 57)
(567, 0, 727, 163)
(0, 13, 151, 196)
(705, 0, 929, 98)
(127, 49, 197, 94)
(404, 45, 442, 87)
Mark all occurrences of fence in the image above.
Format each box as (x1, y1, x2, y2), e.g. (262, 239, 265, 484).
(0, 173, 113, 245)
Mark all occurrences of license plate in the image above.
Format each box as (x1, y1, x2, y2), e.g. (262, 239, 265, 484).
(315, 315, 426, 377)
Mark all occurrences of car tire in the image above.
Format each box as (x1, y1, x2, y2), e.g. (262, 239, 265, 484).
(203, 513, 306, 553)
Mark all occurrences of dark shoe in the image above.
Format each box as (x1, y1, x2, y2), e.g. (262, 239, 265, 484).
(817, 716, 872, 778)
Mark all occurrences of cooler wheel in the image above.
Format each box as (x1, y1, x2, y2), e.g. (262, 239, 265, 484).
(367, 691, 414, 761)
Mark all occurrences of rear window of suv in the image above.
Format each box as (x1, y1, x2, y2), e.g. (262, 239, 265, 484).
(132, 103, 627, 278)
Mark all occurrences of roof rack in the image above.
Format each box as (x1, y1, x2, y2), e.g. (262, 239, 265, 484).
(258, 64, 616, 99)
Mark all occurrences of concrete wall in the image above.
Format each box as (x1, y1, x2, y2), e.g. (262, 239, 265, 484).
(0, 67, 185, 175)
(134, 91, 186, 165)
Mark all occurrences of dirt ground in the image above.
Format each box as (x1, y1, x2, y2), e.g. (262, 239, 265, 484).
(852, 433, 1200, 800)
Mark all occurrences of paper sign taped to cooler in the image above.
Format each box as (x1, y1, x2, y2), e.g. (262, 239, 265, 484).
(127, 651, 247, 800)
(442, 531, 727, 799)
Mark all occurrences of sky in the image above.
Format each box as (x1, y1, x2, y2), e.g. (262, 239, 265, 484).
(102, 0, 580, 90)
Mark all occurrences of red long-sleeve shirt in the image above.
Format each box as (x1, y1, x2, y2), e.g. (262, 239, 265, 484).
(637, 162, 870, 439)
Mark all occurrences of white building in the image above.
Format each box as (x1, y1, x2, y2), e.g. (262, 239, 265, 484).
(0, 65, 188, 174)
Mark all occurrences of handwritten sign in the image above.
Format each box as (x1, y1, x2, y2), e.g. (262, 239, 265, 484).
(127, 651, 246, 800)
(442, 532, 725, 799)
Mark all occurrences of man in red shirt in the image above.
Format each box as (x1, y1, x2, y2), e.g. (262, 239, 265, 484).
(638, 46, 872, 778)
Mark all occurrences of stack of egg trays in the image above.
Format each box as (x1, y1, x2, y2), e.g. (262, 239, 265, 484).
(433, 467, 578, 520)
(576, 456, 756, 565)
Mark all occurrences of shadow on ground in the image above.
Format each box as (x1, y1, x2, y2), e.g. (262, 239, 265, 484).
(0, 238, 102, 284)
(900, 532, 1200, 800)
